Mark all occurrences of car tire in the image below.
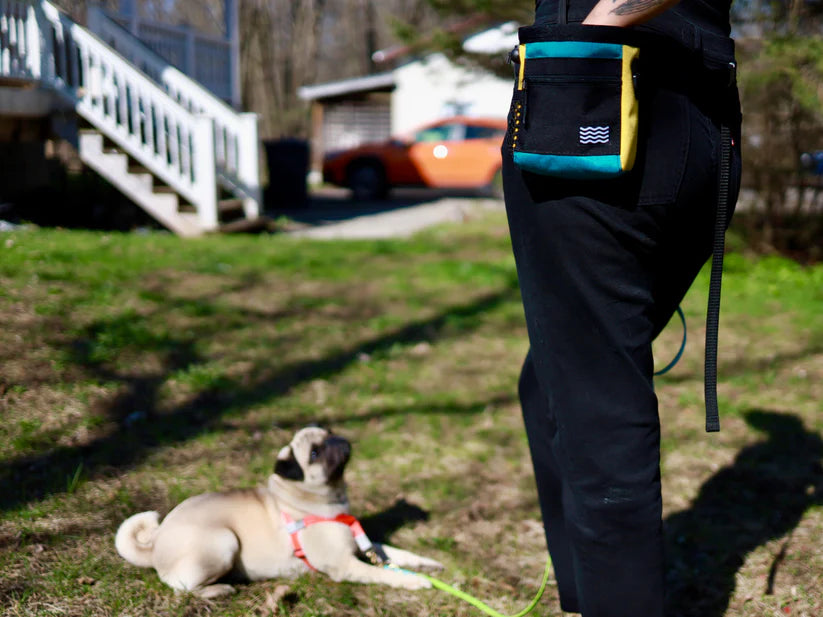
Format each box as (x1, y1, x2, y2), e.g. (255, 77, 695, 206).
(347, 161, 388, 202)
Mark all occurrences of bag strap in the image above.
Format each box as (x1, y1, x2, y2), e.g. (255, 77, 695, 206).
(704, 123, 732, 432)
(558, 0, 568, 25)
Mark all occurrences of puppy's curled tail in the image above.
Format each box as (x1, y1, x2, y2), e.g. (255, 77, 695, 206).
(115, 511, 160, 568)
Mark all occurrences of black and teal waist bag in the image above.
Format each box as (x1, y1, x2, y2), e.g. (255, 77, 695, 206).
(509, 24, 641, 180)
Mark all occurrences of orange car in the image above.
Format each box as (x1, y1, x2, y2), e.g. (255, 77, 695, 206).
(322, 116, 507, 200)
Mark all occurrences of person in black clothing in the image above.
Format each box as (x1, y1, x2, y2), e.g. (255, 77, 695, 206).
(502, 0, 742, 615)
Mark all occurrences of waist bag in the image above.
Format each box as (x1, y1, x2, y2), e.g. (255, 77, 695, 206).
(510, 24, 642, 179)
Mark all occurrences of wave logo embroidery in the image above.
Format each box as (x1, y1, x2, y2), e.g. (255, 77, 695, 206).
(579, 126, 610, 144)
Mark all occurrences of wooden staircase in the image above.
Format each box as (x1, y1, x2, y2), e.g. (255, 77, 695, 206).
(1, 1, 264, 236)
(78, 128, 270, 235)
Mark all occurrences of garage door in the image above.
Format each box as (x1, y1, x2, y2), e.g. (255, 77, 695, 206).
(323, 100, 391, 151)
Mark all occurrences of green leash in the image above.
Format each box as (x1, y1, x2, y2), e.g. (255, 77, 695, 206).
(387, 555, 553, 617)
(654, 306, 687, 377)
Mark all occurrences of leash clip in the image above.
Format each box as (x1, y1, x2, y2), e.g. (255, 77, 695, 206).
(365, 546, 390, 566)
(507, 45, 520, 79)
(507, 45, 520, 66)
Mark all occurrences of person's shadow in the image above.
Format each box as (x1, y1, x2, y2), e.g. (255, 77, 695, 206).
(663, 409, 823, 617)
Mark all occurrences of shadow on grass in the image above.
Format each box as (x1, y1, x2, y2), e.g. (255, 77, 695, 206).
(0, 281, 519, 514)
(658, 338, 823, 385)
(664, 409, 823, 617)
(360, 498, 431, 545)
(231, 393, 517, 434)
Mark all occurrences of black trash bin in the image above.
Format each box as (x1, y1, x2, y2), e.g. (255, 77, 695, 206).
(264, 138, 310, 210)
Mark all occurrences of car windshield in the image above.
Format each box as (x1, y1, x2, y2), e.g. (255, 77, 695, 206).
(413, 123, 503, 143)
(414, 124, 463, 143)
(465, 125, 505, 140)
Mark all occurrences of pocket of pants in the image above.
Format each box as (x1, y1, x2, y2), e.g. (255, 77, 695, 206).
(631, 88, 690, 206)
(509, 26, 640, 180)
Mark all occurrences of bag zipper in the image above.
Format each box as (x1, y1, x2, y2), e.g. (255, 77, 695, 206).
(526, 75, 621, 85)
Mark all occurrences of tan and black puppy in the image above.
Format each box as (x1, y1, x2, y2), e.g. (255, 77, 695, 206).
(115, 426, 442, 598)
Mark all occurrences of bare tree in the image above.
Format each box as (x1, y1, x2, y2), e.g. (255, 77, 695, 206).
(239, 0, 435, 138)
(160, 0, 225, 35)
(239, 0, 327, 137)
(51, 0, 117, 22)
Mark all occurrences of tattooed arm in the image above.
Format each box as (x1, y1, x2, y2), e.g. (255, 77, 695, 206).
(582, 0, 680, 26)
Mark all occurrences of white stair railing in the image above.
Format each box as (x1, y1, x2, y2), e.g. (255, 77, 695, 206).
(0, 0, 38, 80)
(2, 1, 264, 231)
(87, 5, 260, 219)
(45, 1, 220, 228)
(1, 1, 218, 229)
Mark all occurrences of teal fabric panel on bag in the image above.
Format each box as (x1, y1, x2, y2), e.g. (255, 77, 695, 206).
(525, 41, 624, 60)
(513, 151, 623, 179)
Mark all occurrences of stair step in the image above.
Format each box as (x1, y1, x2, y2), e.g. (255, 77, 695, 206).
(96, 150, 129, 176)
(131, 172, 154, 192)
(128, 162, 150, 174)
(146, 192, 180, 212)
(218, 198, 245, 214)
(77, 131, 103, 153)
(78, 147, 198, 236)
(103, 145, 123, 154)
(218, 216, 273, 234)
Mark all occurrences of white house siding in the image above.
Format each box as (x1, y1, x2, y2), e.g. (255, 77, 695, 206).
(391, 53, 512, 136)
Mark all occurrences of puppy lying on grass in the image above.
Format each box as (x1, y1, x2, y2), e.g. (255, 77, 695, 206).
(115, 426, 442, 597)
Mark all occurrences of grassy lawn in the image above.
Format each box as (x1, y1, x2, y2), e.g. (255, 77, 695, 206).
(0, 210, 821, 617)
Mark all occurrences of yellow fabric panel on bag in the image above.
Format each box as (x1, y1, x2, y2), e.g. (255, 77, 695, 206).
(620, 45, 640, 172)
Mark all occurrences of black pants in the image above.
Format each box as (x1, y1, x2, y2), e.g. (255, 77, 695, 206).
(503, 85, 741, 616)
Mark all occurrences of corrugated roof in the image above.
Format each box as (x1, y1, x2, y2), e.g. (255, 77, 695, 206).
(298, 22, 519, 102)
(297, 72, 396, 102)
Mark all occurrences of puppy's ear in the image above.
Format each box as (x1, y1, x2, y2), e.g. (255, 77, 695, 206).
(274, 449, 304, 482)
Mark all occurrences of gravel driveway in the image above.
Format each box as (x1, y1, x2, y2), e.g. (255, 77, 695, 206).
(284, 189, 504, 239)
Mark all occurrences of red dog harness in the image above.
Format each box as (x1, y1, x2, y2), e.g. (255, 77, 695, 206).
(281, 511, 375, 571)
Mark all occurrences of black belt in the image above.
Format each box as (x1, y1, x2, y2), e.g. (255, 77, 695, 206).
(543, 0, 736, 70)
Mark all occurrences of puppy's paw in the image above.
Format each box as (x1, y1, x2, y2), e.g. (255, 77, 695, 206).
(193, 584, 236, 598)
(415, 556, 444, 570)
(398, 574, 432, 590)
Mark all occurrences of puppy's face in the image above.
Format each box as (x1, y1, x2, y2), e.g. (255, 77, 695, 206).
(274, 427, 351, 487)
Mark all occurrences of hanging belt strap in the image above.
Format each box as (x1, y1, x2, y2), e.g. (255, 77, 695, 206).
(558, 0, 568, 24)
(704, 123, 732, 432)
